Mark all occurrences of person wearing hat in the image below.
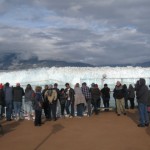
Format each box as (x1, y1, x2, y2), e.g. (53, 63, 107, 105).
(13, 83, 25, 120)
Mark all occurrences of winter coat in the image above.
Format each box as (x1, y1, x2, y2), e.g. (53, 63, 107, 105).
(13, 86, 25, 102)
(113, 85, 124, 99)
(136, 78, 148, 105)
(33, 92, 43, 111)
(45, 89, 57, 104)
(101, 87, 110, 98)
(74, 87, 86, 106)
(0, 89, 5, 106)
(4, 86, 13, 104)
(65, 88, 75, 102)
(25, 89, 35, 102)
(90, 87, 101, 100)
(128, 85, 135, 99)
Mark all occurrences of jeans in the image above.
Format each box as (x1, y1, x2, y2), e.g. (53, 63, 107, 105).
(48, 102, 57, 120)
(13, 102, 22, 118)
(25, 101, 33, 114)
(102, 97, 110, 108)
(6, 103, 12, 120)
(65, 100, 74, 116)
(85, 98, 91, 116)
(138, 103, 149, 125)
(77, 103, 84, 117)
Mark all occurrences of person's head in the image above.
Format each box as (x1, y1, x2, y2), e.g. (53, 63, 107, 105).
(104, 84, 107, 87)
(116, 81, 121, 87)
(16, 83, 20, 87)
(65, 83, 70, 88)
(5, 82, 9, 87)
(60, 88, 65, 93)
(26, 84, 32, 90)
(54, 83, 58, 88)
(0, 83, 3, 89)
(48, 84, 53, 89)
(35, 86, 42, 92)
(91, 83, 95, 88)
(75, 83, 80, 88)
(95, 84, 98, 88)
(82, 82, 87, 87)
(44, 84, 48, 89)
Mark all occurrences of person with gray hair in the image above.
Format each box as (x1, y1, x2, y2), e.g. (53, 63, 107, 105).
(113, 81, 126, 116)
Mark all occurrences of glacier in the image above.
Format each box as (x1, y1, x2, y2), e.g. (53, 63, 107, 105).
(0, 66, 150, 90)
(0, 66, 150, 108)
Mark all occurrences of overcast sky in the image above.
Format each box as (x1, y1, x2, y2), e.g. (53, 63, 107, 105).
(0, 0, 150, 66)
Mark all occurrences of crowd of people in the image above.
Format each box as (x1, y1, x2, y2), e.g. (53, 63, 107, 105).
(0, 78, 150, 127)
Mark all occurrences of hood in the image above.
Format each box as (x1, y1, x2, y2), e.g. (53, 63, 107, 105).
(139, 78, 146, 86)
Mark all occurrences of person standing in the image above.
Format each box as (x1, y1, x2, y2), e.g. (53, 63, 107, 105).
(3, 82, 13, 121)
(90, 84, 101, 115)
(45, 85, 57, 121)
(123, 84, 129, 109)
(59, 88, 67, 118)
(0, 84, 5, 120)
(136, 78, 149, 127)
(113, 81, 126, 116)
(81, 82, 92, 116)
(65, 83, 75, 118)
(53, 83, 60, 118)
(101, 84, 110, 111)
(74, 83, 86, 118)
(13, 83, 25, 120)
(33, 86, 43, 126)
(128, 84, 135, 109)
(24, 84, 35, 120)
(42, 85, 49, 119)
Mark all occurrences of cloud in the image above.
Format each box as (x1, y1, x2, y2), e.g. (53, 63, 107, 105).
(0, 0, 150, 66)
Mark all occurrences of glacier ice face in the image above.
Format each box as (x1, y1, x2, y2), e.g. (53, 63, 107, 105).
(0, 66, 150, 89)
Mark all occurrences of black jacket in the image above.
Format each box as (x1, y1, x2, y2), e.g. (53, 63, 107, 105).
(136, 78, 148, 105)
(13, 86, 25, 102)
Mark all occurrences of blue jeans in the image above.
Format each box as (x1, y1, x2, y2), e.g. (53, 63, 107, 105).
(77, 103, 84, 117)
(13, 102, 22, 118)
(6, 103, 12, 120)
(138, 103, 149, 125)
(65, 100, 71, 115)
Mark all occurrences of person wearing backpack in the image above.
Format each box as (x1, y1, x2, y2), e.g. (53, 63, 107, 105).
(45, 84, 57, 121)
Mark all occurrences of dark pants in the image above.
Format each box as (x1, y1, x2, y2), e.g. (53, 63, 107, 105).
(6, 103, 12, 120)
(103, 97, 110, 111)
(124, 97, 128, 109)
(34, 110, 42, 126)
(92, 99, 99, 115)
(66, 100, 74, 116)
(61, 104, 65, 116)
(77, 103, 84, 117)
(96, 98, 101, 108)
(43, 100, 49, 118)
(48, 102, 57, 120)
(129, 98, 135, 109)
